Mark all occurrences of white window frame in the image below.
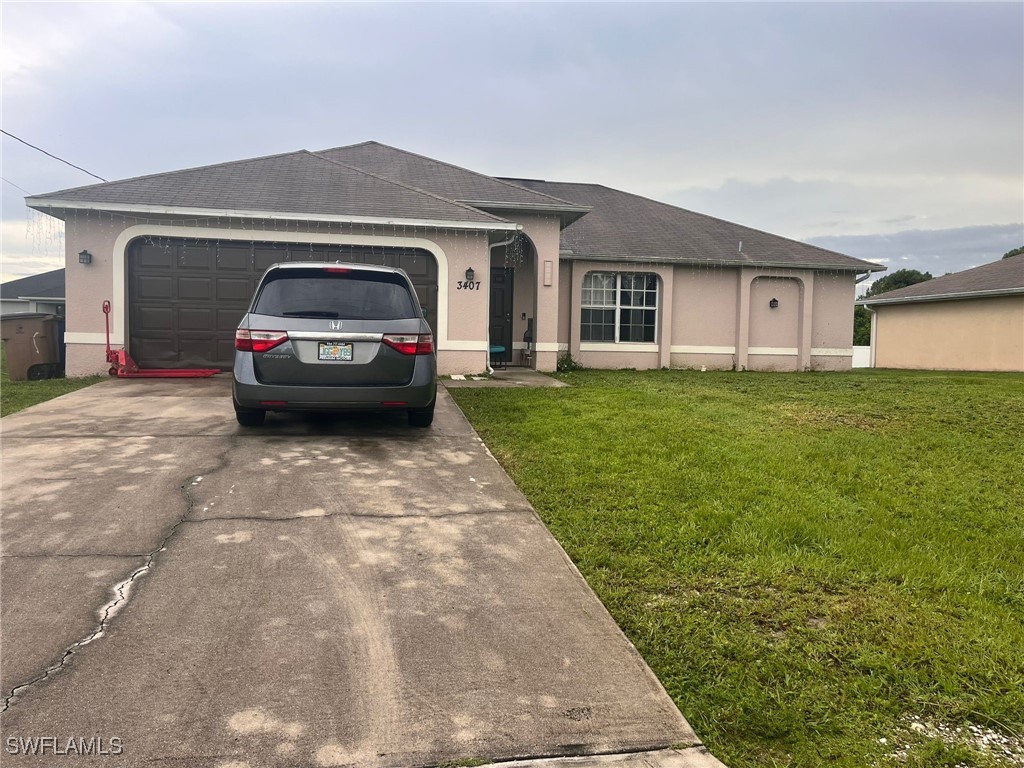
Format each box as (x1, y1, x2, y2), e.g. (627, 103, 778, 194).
(581, 271, 658, 344)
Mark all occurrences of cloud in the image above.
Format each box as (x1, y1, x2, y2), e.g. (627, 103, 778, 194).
(0, 216, 65, 283)
(807, 223, 1024, 280)
(0, 2, 1020, 281)
(662, 176, 1023, 241)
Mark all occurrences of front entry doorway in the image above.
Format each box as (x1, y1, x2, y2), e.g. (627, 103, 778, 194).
(489, 267, 514, 368)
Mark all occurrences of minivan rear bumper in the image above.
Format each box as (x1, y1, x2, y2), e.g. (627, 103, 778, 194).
(232, 351, 436, 410)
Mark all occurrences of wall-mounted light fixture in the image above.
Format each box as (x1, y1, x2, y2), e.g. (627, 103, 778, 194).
(769, 298, 779, 309)
(465, 267, 475, 283)
(78, 250, 93, 265)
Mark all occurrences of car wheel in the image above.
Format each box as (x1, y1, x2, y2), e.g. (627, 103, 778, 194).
(408, 403, 435, 428)
(235, 407, 266, 427)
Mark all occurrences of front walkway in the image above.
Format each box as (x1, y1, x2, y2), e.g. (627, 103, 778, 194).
(443, 368, 570, 389)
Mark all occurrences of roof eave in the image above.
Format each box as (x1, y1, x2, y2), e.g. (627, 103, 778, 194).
(25, 199, 520, 232)
(460, 200, 592, 229)
(857, 287, 1024, 306)
(560, 252, 883, 272)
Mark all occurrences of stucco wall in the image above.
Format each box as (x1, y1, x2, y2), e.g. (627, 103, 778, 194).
(514, 213, 563, 372)
(60, 211, 491, 376)
(563, 261, 856, 372)
(873, 295, 1024, 371)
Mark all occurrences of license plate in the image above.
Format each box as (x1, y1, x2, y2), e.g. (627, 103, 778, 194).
(318, 342, 353, 361)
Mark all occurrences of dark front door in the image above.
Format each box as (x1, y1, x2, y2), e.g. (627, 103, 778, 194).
(489, 267, 514, 364)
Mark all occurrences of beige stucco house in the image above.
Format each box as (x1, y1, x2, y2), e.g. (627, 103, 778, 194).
(25, 142, 882, 376)
(858, 255, 1024, 372)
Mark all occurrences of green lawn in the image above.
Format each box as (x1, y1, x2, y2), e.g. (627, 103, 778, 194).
(449, 369, 1024, 768)
(0, 343, 105, 417)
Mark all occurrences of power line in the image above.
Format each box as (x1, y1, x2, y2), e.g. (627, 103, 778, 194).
(1, 129, 107, 182)
(1, 176, 33, 195)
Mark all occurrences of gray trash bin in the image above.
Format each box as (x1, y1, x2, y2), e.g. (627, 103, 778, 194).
(0, 313, 63, 381)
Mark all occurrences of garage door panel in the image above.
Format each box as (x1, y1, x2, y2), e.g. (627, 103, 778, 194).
(135, 276, 174, 301)
(134, 243, 174, 270)
(400, 254, 432, 277)
(217, 246, 251, 271)
(131, 338, 177, 365)
(179, 278, 213, 301)
(178, 308, 215, 331)
(129, 238, 436, 370)
(254, 247, 288, 272)
(135, 306, 175, 332)
(178, 337, 218, 365)
(216, 278, 251, 302)
(179, 246, 216, 270)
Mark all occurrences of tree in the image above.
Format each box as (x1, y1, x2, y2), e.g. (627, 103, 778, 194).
(1003, 246, 1024, 259)
(863, 269, 934, 298)
(852, 269, 933, 345)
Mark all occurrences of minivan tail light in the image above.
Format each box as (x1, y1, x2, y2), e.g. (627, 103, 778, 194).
(382, 333, 434, 356)
(235, 329, 288, 353)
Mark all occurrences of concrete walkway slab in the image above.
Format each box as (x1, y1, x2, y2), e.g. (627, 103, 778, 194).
(0, 377, 712, 767)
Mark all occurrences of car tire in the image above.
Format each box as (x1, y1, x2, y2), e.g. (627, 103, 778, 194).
(235, 407, 266, 427)
(408, 403, 435, 428)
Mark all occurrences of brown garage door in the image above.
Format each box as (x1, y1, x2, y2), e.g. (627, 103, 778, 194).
(127, 237, 438, 370)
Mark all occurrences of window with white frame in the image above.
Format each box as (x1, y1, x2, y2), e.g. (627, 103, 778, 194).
(581, 272, 658, 343)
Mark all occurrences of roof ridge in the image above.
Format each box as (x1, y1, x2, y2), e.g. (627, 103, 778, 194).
(316, 141, 585, 208)
(30, 149, 312, 200)
(305, 151, 511, 224)
(527, 179, 866, 265)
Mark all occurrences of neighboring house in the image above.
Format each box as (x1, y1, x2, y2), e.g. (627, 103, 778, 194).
(25, 141, 882, 376)
(0, 268, 66, 317)
(857, 255, 1024, 372)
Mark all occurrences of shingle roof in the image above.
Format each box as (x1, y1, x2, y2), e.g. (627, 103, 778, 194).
(859, 254, 1024, 305)
(0, 268, 65, 299)
(314, 142, 589, 221)
(503, 179, 881, 272)
(28, 151, 508, 226)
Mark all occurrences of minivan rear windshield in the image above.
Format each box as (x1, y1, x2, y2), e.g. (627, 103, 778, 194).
(253, 269, 419, 320)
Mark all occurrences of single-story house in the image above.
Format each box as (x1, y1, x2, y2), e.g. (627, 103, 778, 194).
(25, 141, 882, 376)
(0, 268, 66, 317)
(857, 254, 1024, 372)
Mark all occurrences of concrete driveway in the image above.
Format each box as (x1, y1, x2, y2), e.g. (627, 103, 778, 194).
(0, 378, 720, 768)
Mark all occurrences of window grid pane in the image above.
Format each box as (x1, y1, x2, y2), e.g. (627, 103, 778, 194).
(581, 272, 657, 343)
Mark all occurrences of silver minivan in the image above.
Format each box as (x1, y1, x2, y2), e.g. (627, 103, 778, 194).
(232, 262, 437, 427)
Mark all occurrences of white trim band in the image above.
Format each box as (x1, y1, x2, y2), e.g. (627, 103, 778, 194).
(810, 348, 854, 357)
(64, 333, 108, 344)
(670, 345, 736, 354)
(27, 199, 519, 233)
(438, 340, 490, 352)
(534, 342, 563, 353)
(748, 347, 799, 356)
(580, 342, 659, 353)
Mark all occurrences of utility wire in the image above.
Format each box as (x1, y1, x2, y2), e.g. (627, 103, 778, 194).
(1, 176, 33, 195)
(1, 129, 106, 182)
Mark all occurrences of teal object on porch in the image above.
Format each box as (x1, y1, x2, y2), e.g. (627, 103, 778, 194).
(489, 344, 507, 370)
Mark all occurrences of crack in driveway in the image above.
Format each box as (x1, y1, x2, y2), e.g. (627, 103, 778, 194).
(1, 451, 231, 712)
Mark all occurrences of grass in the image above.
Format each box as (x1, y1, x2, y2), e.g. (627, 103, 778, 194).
(0, 343, 105, 417)
(448, 369, 1024, 768)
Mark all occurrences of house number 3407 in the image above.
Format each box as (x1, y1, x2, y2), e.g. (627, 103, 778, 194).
(456, 280, 482, 290)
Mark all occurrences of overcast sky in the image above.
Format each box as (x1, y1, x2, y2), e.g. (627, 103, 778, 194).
(1, 1, 1021, 284)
